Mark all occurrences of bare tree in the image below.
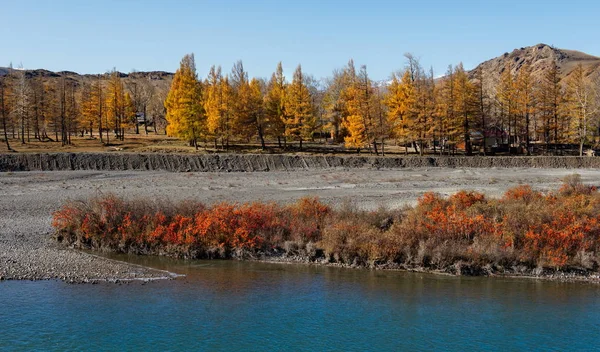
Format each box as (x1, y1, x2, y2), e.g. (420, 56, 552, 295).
(0, 76, 14, 151)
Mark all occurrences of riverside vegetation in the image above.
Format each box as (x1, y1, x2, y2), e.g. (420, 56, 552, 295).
(51, 175, 600, 278)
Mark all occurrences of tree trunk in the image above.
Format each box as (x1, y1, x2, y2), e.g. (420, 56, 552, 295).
(143, 105, 148, 135)
(258, 125, 266, 151)
(525, 111, 531, 156)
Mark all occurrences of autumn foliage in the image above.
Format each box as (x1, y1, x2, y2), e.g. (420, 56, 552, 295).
(53, 176, 600, 273)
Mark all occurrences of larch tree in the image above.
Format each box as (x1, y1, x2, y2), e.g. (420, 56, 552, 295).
(0, 76, 14, 151)
(341, 64, 377, 153)
(371, 81, 388, 155)
(283, 64, 314, 150)
(538, 61, 563, 147)
(138, 78, 156, 135)
(264, 62, 287, 147)
(323, 67, 351, 143)
(437, 65, 456, 155)
(164, 54, 205, 149)
(29, 78, 44, 141)
(13, 69, 30, 144)
(406, 54, 431, 156)
(219, 76, 233, 146)
(80, 82, 97, 137)
(105, 69, 126, 142)
(566, 63, 595, 156)
(124, 92, 136, 133)
(515, 64, 533, 155)
(248, 78, 267, 149)
(229, 60, 255, 142)
(453, 64, 477, 155)
(385, 69, 416, 154)
(340, 62, 365, 151)
(204, 65, 225, 148)
(473, 66, 488, 155)
(497, 63, 516, 152)
(91, 76, 105, 143)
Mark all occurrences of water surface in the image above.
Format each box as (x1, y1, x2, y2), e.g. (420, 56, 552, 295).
(1, 257, 599, 351)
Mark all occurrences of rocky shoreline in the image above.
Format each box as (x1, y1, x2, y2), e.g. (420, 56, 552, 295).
(0, 238, 177, 283)
(254, 255, 600, 284)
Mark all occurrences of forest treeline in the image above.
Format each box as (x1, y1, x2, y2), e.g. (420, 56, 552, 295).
(1, 51, 599, 155)
(163, 53, 600, 156)
(52, 175, 600, 275)
(0, 68, 168, 151)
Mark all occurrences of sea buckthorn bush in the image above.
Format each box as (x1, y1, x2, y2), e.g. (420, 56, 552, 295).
(53, 176, 600, 273)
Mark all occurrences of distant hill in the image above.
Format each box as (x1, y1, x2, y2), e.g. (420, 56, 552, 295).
(0, 67, 173, 80)
(470, 43, 600, 92)
(0, 68, 173, 119)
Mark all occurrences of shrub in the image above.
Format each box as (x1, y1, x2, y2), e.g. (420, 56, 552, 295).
(52, 180, 600, 273)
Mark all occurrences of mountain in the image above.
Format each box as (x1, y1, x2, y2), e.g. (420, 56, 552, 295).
(0, 67, 173, 96)
(470, 43, 600, 90)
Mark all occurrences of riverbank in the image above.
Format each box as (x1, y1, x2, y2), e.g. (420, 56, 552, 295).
(2, 153, 600, 172)
(3, 168, 600, 283)
(255, 255, 600, 284)
(51, 177, 600, 282)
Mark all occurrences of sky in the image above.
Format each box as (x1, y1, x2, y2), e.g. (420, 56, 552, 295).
(2, 0, 600, 81)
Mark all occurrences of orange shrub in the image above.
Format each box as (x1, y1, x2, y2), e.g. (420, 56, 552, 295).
(51, 182, 600, 272)
(502, 185, 542, 204)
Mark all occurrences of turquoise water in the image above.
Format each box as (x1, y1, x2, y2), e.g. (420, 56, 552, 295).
(1, 258, 599, 351)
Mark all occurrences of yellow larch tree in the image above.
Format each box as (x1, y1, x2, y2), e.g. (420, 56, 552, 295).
(105, 69, 125, 143)
(249, 78, 267, 149)
(80, 82, 96, 137)
(204, 65, 227, 148)
(341, 64, 376, 153)
(454, 63, 477, 155)
(164, 53, 205, 149)
(229, 60, 255, 142)
(264, 62, 287, 147)
(436, 65, 456, 155)
(284, 64, 315, 150)
(385, 69, 417, 154)
(90, 76, 105, 144)
(323, 63, 355, 143)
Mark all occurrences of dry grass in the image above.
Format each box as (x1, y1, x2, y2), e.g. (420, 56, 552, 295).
(0, 133, 421, 156)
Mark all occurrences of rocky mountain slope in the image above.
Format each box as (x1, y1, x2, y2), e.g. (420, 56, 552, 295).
(471, 43, 600, 89)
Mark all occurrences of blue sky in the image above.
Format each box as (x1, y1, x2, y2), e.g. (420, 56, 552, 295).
(2, 0, 599, 81)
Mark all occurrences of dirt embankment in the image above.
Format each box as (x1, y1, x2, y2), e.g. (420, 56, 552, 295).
(1, 153, 600, 172)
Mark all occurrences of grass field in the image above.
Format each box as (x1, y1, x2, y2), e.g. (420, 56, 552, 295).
(0, 133, 418, 155)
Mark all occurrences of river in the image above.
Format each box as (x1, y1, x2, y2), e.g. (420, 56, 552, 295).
(1, 257, 599, 351)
